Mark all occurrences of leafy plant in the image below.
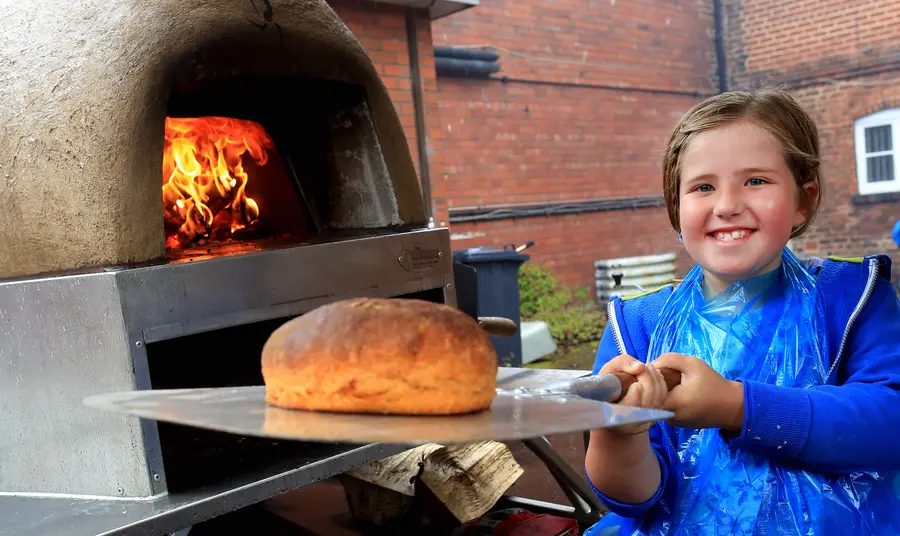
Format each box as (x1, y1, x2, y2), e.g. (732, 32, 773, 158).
(518, 263, 606, 349)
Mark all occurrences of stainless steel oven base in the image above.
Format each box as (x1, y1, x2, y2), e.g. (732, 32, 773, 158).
(0, 228, 454, 498)
(0, 442, 409, 536)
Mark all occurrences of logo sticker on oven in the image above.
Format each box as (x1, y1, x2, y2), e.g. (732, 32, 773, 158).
(398, 246, 442, 272)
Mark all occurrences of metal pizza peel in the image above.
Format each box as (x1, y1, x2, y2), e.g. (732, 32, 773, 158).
(83, 368, 680, 445)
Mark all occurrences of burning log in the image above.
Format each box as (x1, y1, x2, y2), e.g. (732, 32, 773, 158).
(162, 116, 272, 249)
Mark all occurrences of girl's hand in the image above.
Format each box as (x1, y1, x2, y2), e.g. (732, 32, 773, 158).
(598, 354, 669, 435)
(651, 353, 745, 432)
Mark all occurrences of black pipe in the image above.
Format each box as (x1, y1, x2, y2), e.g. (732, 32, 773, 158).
(496, 76, 714, 98)
(434, 46, 500, 62)
(434, 46, 501, 78)
(433, 47, 710, 97)
(783, 59, 900, 90)
(449, 196, 666, 223)
(435, 57, 501, 78)
(713, 0, 728, 92)
(851, 191, 900, 206)
(405, 9, 433, 221)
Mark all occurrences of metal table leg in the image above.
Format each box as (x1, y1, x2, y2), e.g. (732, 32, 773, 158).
(499, 436, 606, 528)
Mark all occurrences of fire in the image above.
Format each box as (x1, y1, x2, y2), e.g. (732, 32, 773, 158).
(162, 116, 274, 249)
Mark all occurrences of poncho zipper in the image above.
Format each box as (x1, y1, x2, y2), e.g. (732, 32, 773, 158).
(607, 298, 627, 356)
(826, 257, 879, 382)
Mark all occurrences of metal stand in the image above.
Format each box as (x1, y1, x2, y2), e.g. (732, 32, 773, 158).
(1, 368, 604, 535)
(498, 435, 606, 528)
(489, 369, 608, 528)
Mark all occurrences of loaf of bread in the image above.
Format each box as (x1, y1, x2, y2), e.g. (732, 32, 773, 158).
(262, 297, 498, 415)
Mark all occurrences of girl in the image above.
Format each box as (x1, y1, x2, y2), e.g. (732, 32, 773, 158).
(585, 88, 900, 535)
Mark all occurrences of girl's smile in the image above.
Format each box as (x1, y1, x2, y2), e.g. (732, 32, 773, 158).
(708, 227, 754, 243)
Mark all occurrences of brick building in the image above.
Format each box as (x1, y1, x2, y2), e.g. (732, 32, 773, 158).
(721, 0, 900, 279)
(429, 0, 715, 289)
(327, 0, 900, 292)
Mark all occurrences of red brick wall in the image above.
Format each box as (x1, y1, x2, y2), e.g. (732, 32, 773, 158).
(725, 0, 900, 88)
(430, 80, 701, 286)
(432, 0, 716, 90)
(428, 0, 715, 288)
(723, 0, 900, 280)
(447, 209, 693, 292)
(431, 82, 702, 208)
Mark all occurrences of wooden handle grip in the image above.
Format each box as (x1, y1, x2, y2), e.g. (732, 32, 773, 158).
(610, 367, 681, 403)
(477, 317, 518, 337)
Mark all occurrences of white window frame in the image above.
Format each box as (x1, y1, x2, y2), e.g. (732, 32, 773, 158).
(854, 109, 900, 195)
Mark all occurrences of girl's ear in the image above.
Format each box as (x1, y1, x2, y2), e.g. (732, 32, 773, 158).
(794, 180, 819, 227)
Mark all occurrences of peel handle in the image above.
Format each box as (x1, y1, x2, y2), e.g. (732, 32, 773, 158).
(541, 368, 681, 403)
(609, 368, 681, 403)
(478, 317, 518, 337)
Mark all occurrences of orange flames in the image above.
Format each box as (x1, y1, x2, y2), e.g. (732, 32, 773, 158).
(162, 116, 274, 249)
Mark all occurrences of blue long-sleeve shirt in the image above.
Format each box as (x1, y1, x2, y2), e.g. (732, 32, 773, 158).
(587, 254, 900, 531)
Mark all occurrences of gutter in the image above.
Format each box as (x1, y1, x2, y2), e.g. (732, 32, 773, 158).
(713, 0, 728, 92)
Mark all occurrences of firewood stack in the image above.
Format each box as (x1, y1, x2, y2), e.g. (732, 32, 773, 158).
(340, 441, 525, 531)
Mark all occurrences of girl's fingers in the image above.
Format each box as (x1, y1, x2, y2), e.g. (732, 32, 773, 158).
(599, 354, 646, 376)
(651, 364, 668, 408)
(617, 362, 672, 410)
(643, 364, 659, 408)
(620, 381, 643, 407)
(635, 367, 657, 407)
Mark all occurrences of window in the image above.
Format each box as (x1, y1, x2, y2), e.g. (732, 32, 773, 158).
(854, 109, 900, 195)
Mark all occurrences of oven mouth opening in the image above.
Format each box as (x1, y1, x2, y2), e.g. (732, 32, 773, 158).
(144, 287, 446, 494)
(161, 75, 406, 263)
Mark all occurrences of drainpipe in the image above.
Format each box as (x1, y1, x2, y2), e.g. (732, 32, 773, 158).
(406, 8, 434, 225)
(713, 0, 728, 92)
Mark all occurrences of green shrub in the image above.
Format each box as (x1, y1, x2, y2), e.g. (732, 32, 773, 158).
(518, 263, 606, 349)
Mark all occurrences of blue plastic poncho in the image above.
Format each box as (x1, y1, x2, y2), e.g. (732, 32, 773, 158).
(611, 249, 899, 535)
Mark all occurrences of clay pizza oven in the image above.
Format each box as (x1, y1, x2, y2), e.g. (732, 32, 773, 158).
(0, 0, 426, 280)
(0, 0, 457, 507)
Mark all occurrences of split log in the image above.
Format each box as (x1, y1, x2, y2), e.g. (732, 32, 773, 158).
(419, 441, 524, 524)
(340, 441, 524, 527)
(345, 443, 443, 497)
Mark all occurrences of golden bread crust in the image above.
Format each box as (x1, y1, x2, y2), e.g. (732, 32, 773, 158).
(261, 297, 498, 415)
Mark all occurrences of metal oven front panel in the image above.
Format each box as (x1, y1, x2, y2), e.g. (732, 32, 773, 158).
(118, 228, 455, 343)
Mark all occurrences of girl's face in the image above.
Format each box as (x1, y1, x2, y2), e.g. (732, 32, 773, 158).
(678, 118, 817, 295)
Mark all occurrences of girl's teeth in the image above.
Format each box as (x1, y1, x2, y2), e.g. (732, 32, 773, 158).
(715, 230, 749, 241)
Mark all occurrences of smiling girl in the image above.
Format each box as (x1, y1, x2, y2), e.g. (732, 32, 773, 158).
(585, 88, 900, 535)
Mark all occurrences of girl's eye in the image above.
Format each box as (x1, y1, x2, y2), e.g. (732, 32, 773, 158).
(696, 184, 713, 192)
(747, 177, 766, 186)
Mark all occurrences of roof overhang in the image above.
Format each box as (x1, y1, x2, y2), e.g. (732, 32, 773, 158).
(365, 0, 478, 20)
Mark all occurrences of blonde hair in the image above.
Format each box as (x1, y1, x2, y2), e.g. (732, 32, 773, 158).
(661, 87, 822, 238)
